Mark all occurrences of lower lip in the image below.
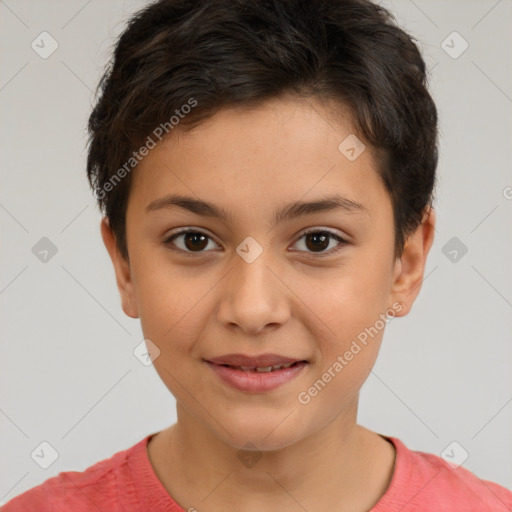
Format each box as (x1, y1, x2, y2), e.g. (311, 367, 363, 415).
(206, 361, 308, 392)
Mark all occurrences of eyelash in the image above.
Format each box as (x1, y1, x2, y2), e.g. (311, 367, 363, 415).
(163, 228, 348, 258)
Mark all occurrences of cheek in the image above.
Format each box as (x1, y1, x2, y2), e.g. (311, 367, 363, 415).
(296, 275, 389, 413)
(133, 259, 211, 349)
(135, 270, 211, 396)
(301, 258, 392, 342)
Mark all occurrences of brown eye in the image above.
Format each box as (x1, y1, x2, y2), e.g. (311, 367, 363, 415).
(293, 229, 347, 257)
(182, 232, 208, 251)
(305, 232, 330, 252)
(164, 230, 220, 253)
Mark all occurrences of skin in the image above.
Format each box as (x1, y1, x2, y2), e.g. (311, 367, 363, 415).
(101, 94, 435, 511)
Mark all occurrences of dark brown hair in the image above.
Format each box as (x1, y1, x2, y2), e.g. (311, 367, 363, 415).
(86, 0, 438, 260)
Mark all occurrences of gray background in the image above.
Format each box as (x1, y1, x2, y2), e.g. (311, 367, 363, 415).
(1, 0, 511, 504)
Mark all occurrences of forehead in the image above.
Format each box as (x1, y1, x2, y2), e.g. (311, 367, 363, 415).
(129, 96, 391, 222)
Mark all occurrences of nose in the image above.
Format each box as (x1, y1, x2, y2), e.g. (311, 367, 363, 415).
(216, 247, 290, 335)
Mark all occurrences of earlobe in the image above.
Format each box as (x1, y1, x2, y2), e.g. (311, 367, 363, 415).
(100, 218, 140, 319)
(390, 207, 436, 317)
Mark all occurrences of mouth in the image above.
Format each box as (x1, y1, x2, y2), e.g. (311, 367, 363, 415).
(205, 353, 307, 367)
(204, 354, 309, 392)
(214, 361, 305, 372)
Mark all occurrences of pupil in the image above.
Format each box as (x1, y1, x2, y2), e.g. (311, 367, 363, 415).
(185, 233, 208, 251)
(306, 232, 328, 252)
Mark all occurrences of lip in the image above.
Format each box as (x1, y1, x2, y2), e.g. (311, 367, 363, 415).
(204, 354, 308, 393)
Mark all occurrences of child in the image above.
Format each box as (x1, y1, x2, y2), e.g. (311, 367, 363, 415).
(3, 0, 511, 510)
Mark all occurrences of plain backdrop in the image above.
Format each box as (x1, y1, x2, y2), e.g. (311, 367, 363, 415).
(1, 0, 511, 504)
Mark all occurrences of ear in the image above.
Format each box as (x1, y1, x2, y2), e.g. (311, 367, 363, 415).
(390, 207, 436, 317)
(100, 217, 139, 319)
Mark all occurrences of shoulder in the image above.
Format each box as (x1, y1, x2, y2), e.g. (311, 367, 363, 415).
(375, 436, 512, 512)
(1, 436, 149, 512)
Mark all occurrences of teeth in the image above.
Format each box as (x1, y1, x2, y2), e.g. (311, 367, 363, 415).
(255, 366, 273, 372)
(230, 362, 298, 372)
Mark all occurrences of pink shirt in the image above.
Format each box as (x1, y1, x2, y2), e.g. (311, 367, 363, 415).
(2, 433, 511, 511)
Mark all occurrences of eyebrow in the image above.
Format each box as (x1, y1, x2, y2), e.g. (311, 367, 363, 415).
(145, 193, 368, 227)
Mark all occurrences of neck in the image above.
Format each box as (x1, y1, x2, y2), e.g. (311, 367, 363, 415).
(148, 398, 396, 512)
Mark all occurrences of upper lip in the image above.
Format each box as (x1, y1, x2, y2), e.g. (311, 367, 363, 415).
(205, 353, 306, 367)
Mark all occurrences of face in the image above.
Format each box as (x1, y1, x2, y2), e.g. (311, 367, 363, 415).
(102, 95, 434, 451)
